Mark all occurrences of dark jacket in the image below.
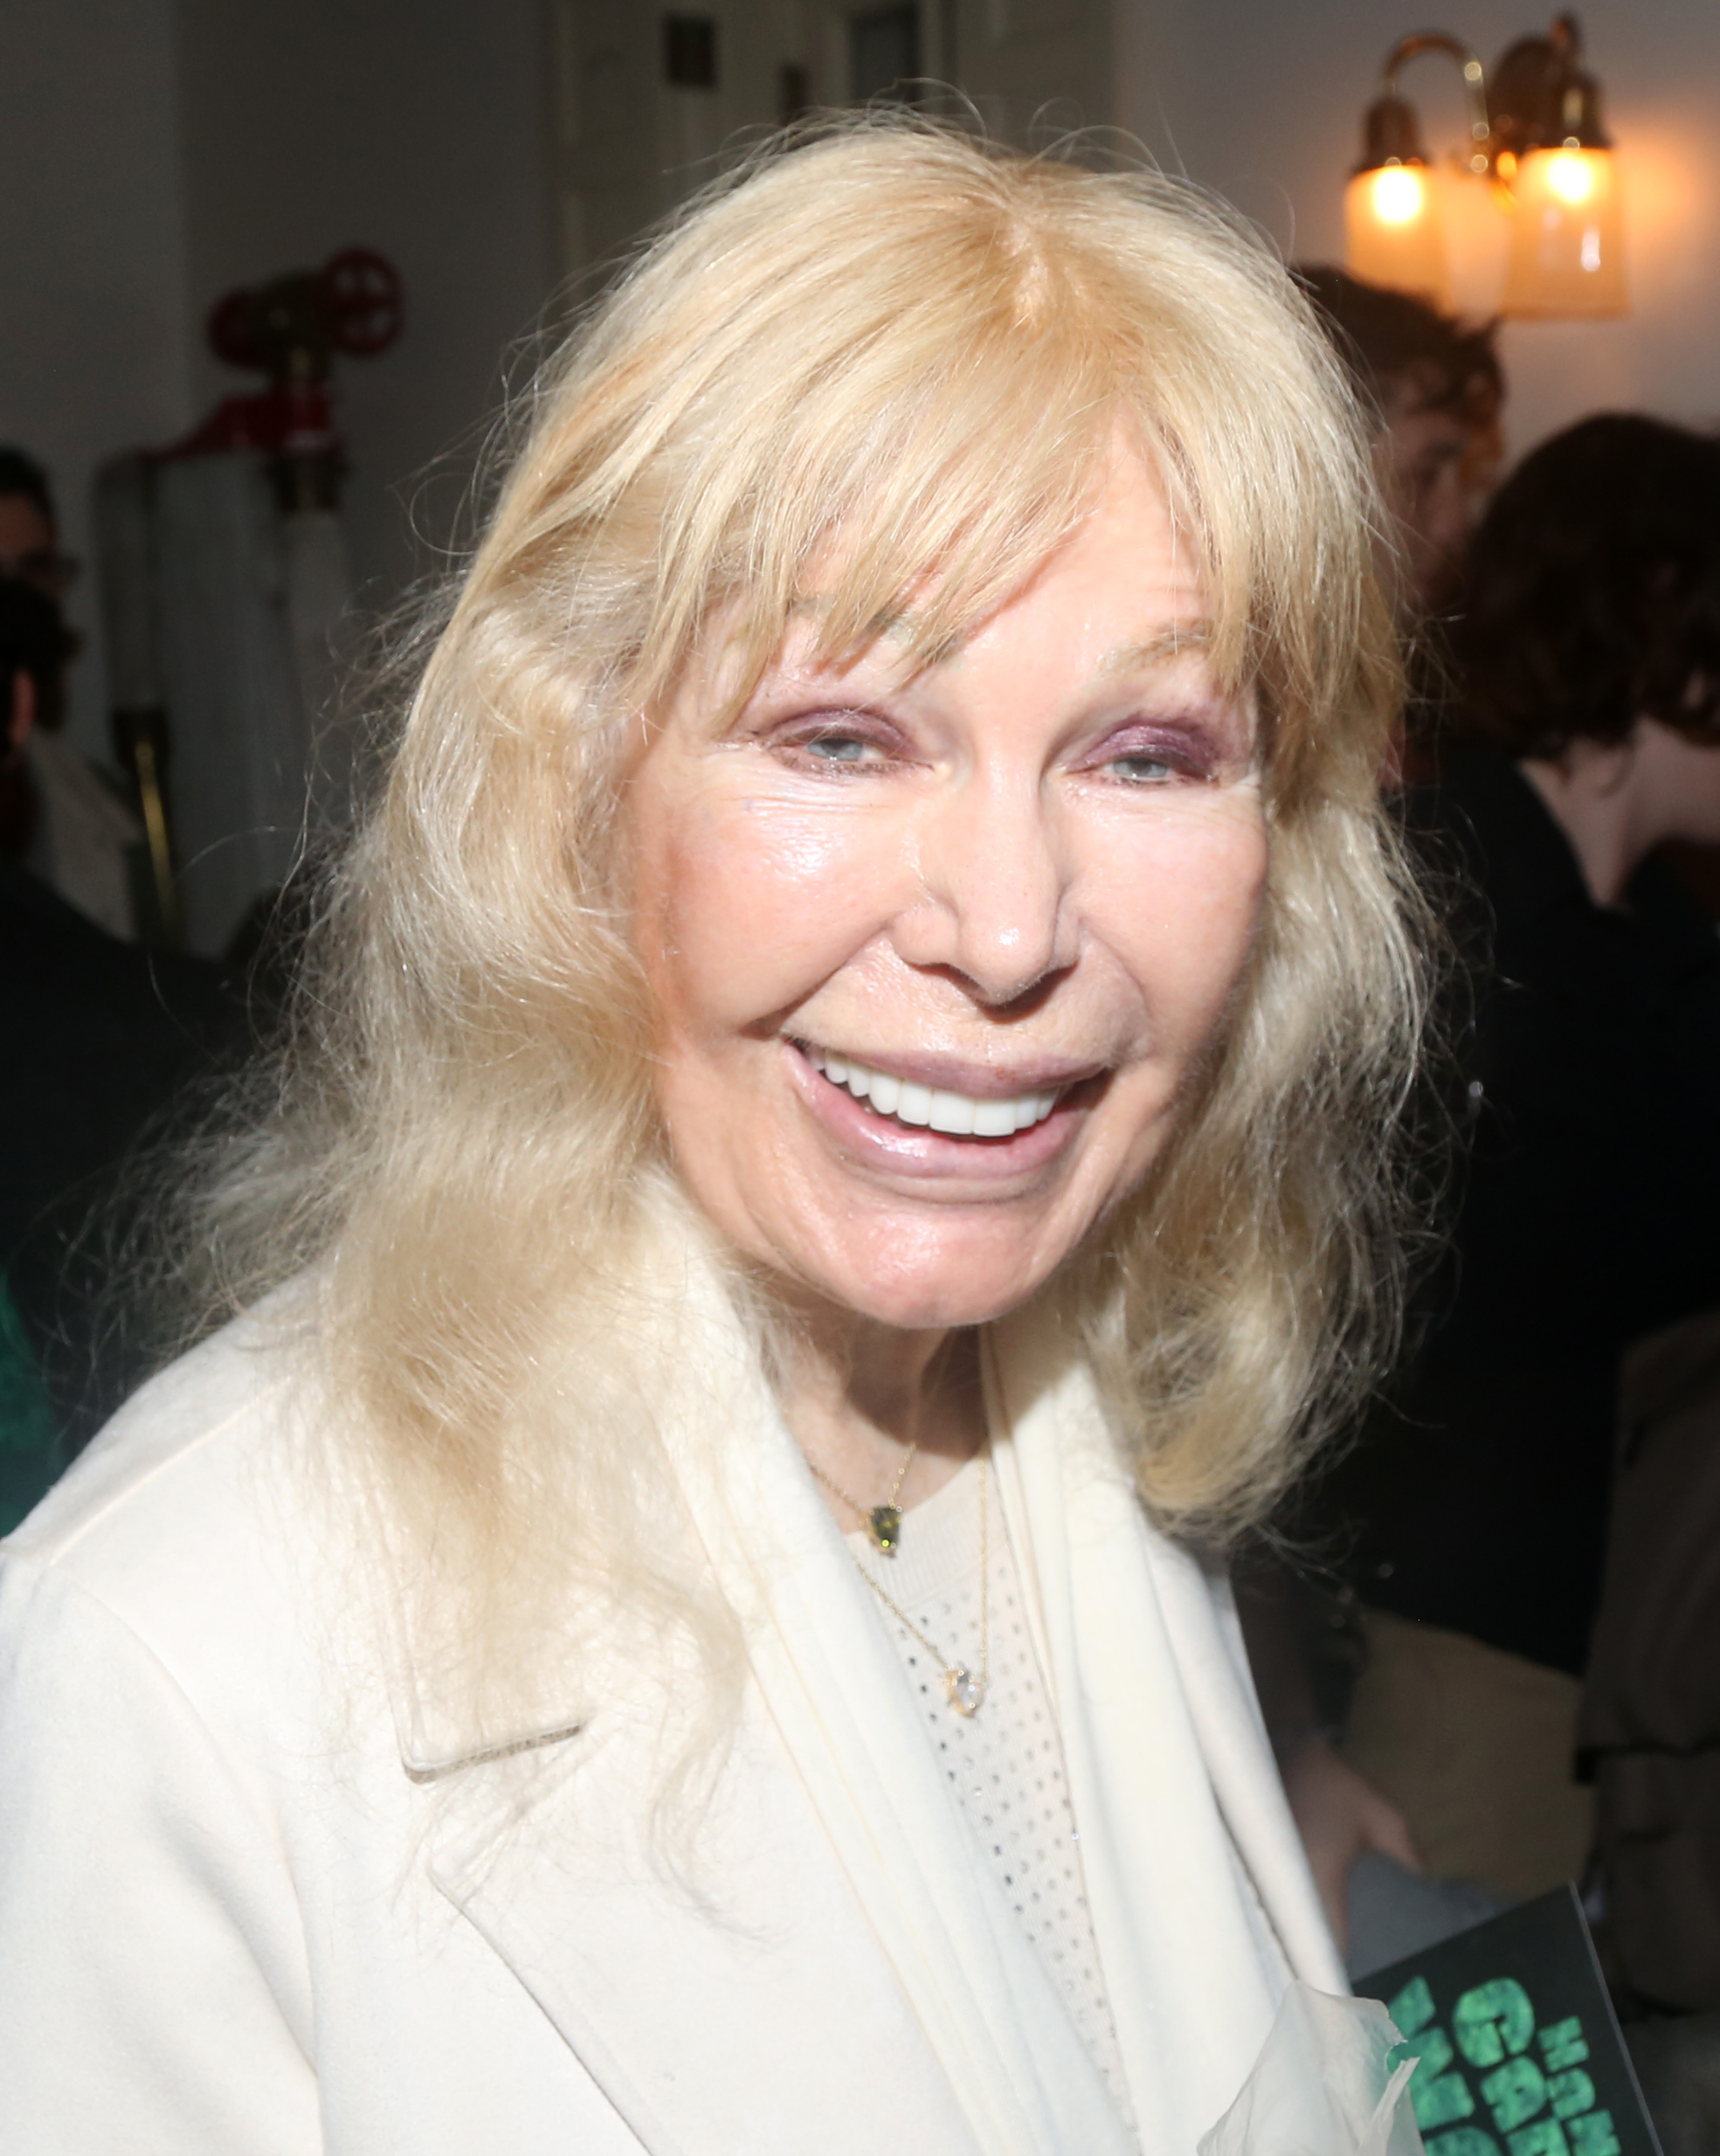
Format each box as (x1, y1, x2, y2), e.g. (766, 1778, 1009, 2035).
(1319, 747, 1720, 1676)
(0, 863, 244, 1452)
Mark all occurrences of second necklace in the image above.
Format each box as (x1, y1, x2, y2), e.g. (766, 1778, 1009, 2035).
(807, 1439, 920, 1554)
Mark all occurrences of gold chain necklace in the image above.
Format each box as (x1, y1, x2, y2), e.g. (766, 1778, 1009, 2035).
(852, 1458, 989, 1717)
(806, 1439, 920, 1554)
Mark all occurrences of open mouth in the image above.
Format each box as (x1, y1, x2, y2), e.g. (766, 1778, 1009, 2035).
(802, 1045, 1067, 1138)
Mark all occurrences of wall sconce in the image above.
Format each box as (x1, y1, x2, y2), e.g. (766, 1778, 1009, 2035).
(1345, 12, 1626, 320)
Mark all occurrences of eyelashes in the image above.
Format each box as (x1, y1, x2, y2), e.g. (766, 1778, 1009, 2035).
(1102, 752, 1191, 785)
(797, 736, 891, 771)
(767, 709, 912, 771)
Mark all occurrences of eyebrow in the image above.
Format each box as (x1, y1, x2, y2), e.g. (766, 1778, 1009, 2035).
(1099, 621, 1215, 676)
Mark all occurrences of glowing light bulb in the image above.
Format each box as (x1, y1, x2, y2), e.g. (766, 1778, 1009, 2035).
(1371, 165, 1427, 224)
(1345, 161, 1450, 308)
(1503, 147, 1625, 317)
(1545, 149, 1595, 205)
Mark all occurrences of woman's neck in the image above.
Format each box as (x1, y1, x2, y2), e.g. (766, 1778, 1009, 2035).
(1518, 717, 1720, 909)
(1518, 739, 1650, 909)
(776, 1312, 989, 1527)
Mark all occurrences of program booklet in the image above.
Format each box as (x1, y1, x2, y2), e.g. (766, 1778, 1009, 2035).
(1352, 1887, 1661, 2156)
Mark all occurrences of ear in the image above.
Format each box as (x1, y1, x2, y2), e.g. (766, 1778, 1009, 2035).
(6, 667, 35, 755)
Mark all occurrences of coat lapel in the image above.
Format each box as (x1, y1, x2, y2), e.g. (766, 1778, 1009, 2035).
(425, 1706, 985, 2156)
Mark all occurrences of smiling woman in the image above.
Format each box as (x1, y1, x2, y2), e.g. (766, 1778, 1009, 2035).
(0, 120, 1428, 2153)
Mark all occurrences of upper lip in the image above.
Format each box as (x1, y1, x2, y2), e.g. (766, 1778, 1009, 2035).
(791, 1038, 1106, 1098)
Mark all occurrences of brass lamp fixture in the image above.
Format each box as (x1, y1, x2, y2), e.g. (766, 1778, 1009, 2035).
(1345, 13, 1625, 320)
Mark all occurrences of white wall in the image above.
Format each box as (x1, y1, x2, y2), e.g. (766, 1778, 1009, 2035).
(932, 0, 1113, 146)
(550, 0, 808, 279)
(554, 0, 1720, 462)
(1119, 0, 1720, 461)
(548, 0, 1119, 291)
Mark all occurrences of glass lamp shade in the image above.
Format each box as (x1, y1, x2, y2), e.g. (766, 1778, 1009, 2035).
(1502, 146, 1626, 317)
(1344, 163, 1453, 310)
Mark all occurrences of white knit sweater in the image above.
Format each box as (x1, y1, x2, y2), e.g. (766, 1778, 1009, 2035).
(847, 1458, 1134, 2124)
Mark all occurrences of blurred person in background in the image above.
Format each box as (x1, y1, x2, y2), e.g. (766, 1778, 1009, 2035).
(1319, 412, 1720, 1910)
(0, 448, 72, 599)
(1, 573, 241, 1472)
(0, 577, 77, 1525)
(0, 445, 139, 937)
(0, 574, 77, 858)
(1294, 268, 1503, 624)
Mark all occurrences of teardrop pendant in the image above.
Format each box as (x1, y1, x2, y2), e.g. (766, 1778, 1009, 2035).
(945, 1666, 985, 1716)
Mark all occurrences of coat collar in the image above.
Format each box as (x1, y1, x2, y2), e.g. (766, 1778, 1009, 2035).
(425, 1702, 991, 2156)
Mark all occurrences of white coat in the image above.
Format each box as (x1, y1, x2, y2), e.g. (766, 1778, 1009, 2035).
(0, 1242, 1403, 2155)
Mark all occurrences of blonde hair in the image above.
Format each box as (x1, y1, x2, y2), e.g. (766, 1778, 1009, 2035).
(184, 118, 1424, 1740)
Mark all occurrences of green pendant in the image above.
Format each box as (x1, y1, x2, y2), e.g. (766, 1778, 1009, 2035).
(869, 1504, 902, 1554)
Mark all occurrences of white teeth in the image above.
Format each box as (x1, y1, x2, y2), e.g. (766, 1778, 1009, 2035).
(804, 1047, 1064, 1136)
(929, 1089, 974, 1135)
(896, 1081, 932, 1126)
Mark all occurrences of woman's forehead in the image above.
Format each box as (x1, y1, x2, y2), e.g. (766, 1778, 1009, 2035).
(764, 609, 1219, 683)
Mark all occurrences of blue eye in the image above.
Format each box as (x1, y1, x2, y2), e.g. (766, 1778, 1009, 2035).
(806, 735, 873, 763)
(1108, 754, 1177, 784)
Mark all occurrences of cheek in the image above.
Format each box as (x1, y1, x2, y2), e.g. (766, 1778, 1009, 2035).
(1099, 807, 1269, 1045)
(632, 788, 902, 1042)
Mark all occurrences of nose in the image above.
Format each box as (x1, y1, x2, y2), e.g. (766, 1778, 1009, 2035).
(890, 766, 1077, 1006)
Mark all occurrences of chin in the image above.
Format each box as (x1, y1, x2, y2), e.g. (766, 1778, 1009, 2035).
(801, 1237, 1061, 1334)
(833, 1284, 1037, 1332)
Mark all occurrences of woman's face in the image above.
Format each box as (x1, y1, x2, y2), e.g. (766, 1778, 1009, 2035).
(629, 446, 1269, 1331)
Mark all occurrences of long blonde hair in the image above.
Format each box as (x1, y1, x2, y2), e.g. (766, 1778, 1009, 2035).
(184, 118, 1424, 1737)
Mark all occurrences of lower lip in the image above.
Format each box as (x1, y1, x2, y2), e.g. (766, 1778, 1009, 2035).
(786, 1044, 1094, 1184)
